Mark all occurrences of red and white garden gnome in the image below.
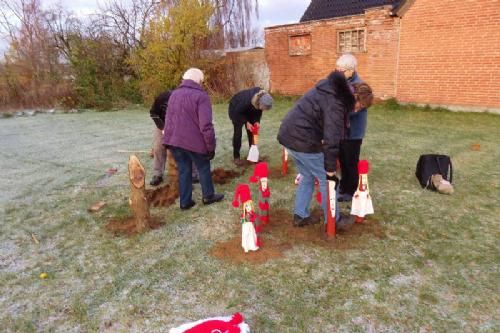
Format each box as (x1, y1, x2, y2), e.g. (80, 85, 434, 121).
(249, 162, 270, 227)
(169, 312, 250, 333)
(351, 160, 374, 223)
(232, 184, 259, 253)
(247, 123, 260, 162)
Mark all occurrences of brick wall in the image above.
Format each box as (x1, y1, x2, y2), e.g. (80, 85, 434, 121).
(225, 48, 269, 92)
(264, 7, 400, 98)
(397, 0, 500, 109)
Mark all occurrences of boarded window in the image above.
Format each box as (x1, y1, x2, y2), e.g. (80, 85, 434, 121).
(288, 34, 312, 56)
(338, 29, 366, 53)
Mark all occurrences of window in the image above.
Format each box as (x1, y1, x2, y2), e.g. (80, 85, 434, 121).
(288, 34, 312, 56)
(338, 29, 366, 53)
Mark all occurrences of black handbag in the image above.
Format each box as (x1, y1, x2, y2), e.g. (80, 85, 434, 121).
(415, 154, 453, 189)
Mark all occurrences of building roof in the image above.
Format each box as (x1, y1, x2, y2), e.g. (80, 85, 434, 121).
(300, 0, 404, 22)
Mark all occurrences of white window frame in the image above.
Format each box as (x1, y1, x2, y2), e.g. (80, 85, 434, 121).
(337, 28, 367, 53)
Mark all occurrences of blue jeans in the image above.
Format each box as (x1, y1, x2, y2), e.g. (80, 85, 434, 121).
(287, 149, 340, 222)
(170, 146, 215, 207)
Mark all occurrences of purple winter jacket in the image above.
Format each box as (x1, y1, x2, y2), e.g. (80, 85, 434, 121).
(162, 80, 216, 154)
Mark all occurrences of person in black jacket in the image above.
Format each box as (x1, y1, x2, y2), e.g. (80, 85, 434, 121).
(150, 90, 172, 186)
(150, 88, 201, 187)
(228, 87, 273, 166)
(277, 71, 355, 228)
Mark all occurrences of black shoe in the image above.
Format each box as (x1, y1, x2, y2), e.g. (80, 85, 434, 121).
(202, 193, 224, 205)
(150, 175, 163, 186)
(180, 200, 196, 210)
(192, 176, 200, 184)
(293, 214, 320, 227)
(337, 193, 352, 202)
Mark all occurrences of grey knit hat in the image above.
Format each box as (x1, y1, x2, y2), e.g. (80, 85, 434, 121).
(259, 93, 273, 110)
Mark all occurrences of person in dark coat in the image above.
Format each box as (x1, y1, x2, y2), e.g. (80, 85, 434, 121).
(277, 70, 355, 228)
(163, 68, 224, 209)
(228, 87, 273, 166)
(149, 90, 171, 186)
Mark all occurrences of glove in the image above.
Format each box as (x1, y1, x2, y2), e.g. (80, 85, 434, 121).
(326, 173, 340, 189)
(205, 151, 215, 161)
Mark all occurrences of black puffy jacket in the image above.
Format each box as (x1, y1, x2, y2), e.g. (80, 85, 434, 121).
(150, 90, 172, 130)
(228, 87, 262, 125)
(277, 71, 355, 172)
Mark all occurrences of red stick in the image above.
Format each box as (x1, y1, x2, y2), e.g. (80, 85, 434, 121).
(281, 147, 288, 175)
(325, 179, 336, 238)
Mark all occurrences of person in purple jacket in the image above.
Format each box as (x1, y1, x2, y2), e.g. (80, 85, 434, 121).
(163, 68, 224, 209)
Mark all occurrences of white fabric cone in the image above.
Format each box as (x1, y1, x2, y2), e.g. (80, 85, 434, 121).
(247, 145, 259, 162)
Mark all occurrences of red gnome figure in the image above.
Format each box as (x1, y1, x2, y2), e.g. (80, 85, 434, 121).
(232, 184, 259, 253)
(351, 160, 374, 223)
(247, 123, 260, 163)
(249, 162, 270, 227)
(169, 312, 250, 333)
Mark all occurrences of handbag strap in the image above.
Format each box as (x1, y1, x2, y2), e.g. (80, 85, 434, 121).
(435, 156, 453, 183)
(448, 159, 453, 183)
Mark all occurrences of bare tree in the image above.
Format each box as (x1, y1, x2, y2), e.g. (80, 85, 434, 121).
(211, 0, 259, 48)
(0, 0, 67, 107)
(98, 0, 163, 51)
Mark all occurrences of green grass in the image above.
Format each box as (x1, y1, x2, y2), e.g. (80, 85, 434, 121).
(1, 102, 499, 332)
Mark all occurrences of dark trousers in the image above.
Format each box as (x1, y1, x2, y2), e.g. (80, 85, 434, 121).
(170, 146, 215, 207)
(232, 121, 254, 159)
(339, 139, 363, 196)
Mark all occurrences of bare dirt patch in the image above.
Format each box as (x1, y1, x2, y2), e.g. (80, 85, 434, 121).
(210, 237, 290, 264)
(146, 183, 178, 207)
(210, 208, 386, 265)
(267, 165, 289, 179)
(211, 168, 243, 184)
(105, 216, 164, 236)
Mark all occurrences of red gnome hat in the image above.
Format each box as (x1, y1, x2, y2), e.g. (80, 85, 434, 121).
(232, 184, 252, 208)
(249, 162, 269, 183)
(358, 160, 370, 174)
(251, 123, 260, 135)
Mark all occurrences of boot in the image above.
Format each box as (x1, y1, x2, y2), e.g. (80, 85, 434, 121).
(202, 193, 224, 205)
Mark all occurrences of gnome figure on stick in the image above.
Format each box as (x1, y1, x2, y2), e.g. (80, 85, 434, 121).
(246, 123, 260, 162)
(232, 184, 259, 253)
(169, 312, 250, 333)
(249, 162, 270, 228)
(351, 160, 374, 223)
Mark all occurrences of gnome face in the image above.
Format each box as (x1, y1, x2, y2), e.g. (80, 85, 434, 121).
(260, 177, 268, 191)
(244, 201, 253, 213)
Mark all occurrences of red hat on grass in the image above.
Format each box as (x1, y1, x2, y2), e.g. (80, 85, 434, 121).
(232, 184, 252, 208)
(249, 162, 269, 183)
(358, 160, 370, 174)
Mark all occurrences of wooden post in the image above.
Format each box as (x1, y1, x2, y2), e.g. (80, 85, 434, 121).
(128, 155, 150, 232)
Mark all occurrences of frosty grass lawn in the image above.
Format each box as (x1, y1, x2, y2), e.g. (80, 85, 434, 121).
(1, 101, 499, 332)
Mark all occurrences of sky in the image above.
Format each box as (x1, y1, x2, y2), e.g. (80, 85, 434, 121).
(50, 0, 310, 26)
(0, 0, 309, 53)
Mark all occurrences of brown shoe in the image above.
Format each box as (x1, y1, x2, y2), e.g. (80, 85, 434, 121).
(431, 174, 454, 194)
(233, 158, 245, 167)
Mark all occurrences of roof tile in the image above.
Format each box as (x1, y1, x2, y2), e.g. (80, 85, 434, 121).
(300, 0, 403, 22)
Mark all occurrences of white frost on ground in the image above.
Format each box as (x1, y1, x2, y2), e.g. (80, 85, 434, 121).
(389, 273, 421, 287)
(0, 240, 29, 273)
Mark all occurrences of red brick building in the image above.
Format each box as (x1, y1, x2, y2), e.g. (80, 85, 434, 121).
(265, 0, 500, 111)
